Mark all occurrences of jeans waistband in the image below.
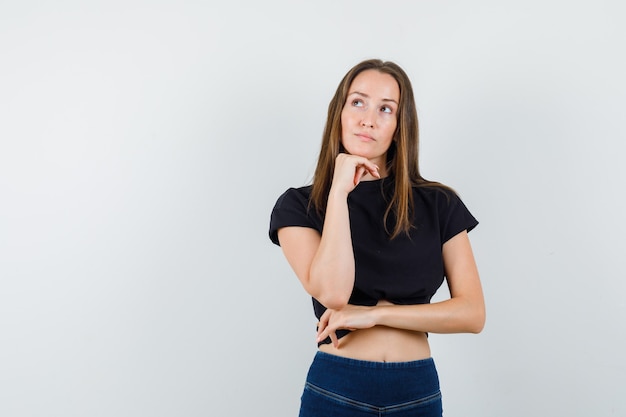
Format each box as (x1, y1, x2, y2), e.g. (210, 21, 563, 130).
(313, 351, 435, 369)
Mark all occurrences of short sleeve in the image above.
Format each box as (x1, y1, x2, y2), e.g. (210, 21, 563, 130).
(439, 190, 479, 243)
(269, 187, 322, 246)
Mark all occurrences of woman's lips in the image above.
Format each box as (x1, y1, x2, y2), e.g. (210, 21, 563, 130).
(355, 133, 375, 141)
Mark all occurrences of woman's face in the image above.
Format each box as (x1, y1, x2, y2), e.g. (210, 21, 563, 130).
(340, 69, 400, 169)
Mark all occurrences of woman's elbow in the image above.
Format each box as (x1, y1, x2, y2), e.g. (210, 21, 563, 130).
(468, 307, 486, 334)
(306, 269, 352, 310)
(316, 292, 350, 311)
(302, 278, 351, 310)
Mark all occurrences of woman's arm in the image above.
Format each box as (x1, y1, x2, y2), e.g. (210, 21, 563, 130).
(278, 189, 353, 309)
(278, 154, 380, 310)
(316, 230, 485, 345)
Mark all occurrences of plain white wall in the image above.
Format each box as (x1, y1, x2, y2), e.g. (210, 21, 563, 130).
(1, 1, 625, 416)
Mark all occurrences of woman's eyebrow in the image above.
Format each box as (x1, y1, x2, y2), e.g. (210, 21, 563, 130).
(348, 91, 398, 105)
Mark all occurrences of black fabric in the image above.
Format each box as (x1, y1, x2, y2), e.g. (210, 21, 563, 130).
(269, 176, 478, 344)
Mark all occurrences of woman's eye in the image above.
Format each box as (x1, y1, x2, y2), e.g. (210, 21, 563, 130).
(352, 99, 363, 107)
(381, 106, 392, 114)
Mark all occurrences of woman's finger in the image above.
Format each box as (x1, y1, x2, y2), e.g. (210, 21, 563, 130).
(354, 165, 366, 185)
(316, 310, 331, 341)
(329, 331, 339, 348)
(317, 326, 332, 344)
(368, 164, 381, 178)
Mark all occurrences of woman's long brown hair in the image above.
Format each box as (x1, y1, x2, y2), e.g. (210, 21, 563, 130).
(310, 59, 449, 239)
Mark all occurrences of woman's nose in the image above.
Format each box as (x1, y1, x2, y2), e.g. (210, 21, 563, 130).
(361, 110, 375, 128)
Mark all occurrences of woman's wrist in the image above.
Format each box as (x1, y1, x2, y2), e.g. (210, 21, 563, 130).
(328, 185, 350, 200)
(372, 303, 405, 329)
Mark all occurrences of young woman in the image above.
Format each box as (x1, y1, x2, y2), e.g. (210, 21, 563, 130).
(269, 59, 485, 417)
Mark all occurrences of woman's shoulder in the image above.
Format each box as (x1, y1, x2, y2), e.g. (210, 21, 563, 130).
(412, 182, 458, 202)
(412, 182, 474, 216)
(274, 184, 313, 208)
(412, 182, 478, 237)
(269, 184, 320, 245)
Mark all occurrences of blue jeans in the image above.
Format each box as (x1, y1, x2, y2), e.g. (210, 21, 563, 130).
(299, 352, 443, 416)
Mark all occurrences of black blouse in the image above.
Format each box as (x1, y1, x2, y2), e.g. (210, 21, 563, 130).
(269, 176, 478, 344)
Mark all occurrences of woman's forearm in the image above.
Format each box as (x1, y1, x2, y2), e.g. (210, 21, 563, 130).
(308, 187, 355, 309)
(375, 297, 486, 334)
(315, 295, 485, 346)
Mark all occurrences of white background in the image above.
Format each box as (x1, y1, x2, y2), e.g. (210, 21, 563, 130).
(1, 1, 625, 416)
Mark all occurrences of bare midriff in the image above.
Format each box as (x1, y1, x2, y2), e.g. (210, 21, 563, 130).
(318, 300, 431, 363)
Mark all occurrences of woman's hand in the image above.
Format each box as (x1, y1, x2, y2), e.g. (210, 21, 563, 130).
(330, 153, 380, 195)
(316, 305, 377, 348)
